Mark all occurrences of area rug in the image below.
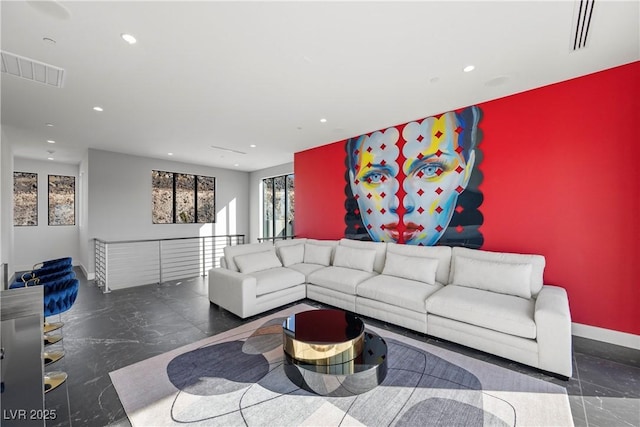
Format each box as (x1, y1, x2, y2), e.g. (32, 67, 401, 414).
(110, 304, 573, 426)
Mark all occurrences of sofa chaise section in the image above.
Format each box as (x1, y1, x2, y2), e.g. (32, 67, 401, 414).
(426, 247, 572, 378)
(208, 243, 305, 318)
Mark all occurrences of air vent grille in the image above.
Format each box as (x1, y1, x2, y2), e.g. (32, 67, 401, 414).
(1, 50, 65, 88)
(210, 145, 247, 155)
(572, 0, 596, 50)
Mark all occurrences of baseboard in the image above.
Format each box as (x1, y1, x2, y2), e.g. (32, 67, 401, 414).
(79, 264, 94, 280)
(572, 322, 640, 350)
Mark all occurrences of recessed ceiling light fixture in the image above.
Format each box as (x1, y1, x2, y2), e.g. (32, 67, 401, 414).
(47, 139, 55, 144)
(249, 144, 257, 148)
(93, 106, 103, 112)
(47, 157, 55, 161)
(234, 163, 240, 167)
(320, 118, 327, 123)
(463, 65, 475, 73)
(121, 33, 137, 45)
(45, 123, 54, 127)
(167, 152, 173, 156)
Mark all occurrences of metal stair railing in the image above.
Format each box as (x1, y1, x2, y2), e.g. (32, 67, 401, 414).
(94, 234, 244, 293)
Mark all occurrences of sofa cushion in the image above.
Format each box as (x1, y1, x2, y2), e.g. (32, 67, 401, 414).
(278, 244, 304, 267)
(304, 243, 333, 266)
(333, 245, 376, 273)
(338, 238, 387, 273)
(252, 267, 305, 296)
(452, 256, 532, 299)
(386, 244, 452, 285)
(426, 285, 537, 339)
(234, 249, 282, 274)
(223, 242, 274, 272)
(274, 238, 307, 248)
(450, 247, 545, 296)
(307, 266, 377, 295)
(382, 252, 438, 285)
(306, 239, 339, 263)
(287, 263, 325, 279)
(357, 275, 442, 313)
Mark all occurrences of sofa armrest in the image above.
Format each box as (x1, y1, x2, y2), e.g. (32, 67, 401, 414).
(534, 285, 573, 377)
(208, 268, 257, 319)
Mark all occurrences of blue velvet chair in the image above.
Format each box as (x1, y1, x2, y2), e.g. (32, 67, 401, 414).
(10, 257, 73, 288)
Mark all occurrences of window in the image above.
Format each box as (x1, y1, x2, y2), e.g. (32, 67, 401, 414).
(262, 174, 294, 239)
(48, 175, 75, 226)
(152, 170, 215, 224)
(13, 172, 38, 226)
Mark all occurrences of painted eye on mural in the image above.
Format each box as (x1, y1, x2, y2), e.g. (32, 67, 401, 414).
(363, 171, 386, 184)
(418, 162, 445, 178)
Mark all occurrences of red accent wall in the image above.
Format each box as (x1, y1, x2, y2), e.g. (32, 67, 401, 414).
(295, 61, 640, 335)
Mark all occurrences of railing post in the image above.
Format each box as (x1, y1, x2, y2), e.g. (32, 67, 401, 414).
(103, 241, 110, 293)
(158, 240, 163, 284)
(201, 236, 206, 277)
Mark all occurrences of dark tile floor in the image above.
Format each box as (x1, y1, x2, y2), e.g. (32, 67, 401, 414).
(43, 269, 639, 427)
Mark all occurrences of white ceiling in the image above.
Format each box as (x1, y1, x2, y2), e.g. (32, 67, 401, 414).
(2, 0, 638, 171)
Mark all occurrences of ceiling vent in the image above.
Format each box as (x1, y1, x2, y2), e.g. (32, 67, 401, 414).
(572, 0, 596, 50)
(210, 145, 246, 155)
(1, 50, 65, 88)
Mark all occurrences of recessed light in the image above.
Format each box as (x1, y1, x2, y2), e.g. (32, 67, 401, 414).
(249, 144, 257, 148)
(45, 123, 54, 127)
(93, 106, 103, 112)
(47, 140, 55, 144)
(121, 33, 137, 45)
(42, 37, 56, 45)
(234, 163, 240, 167)
(167, 153, 173, 156)
(463, 65, 475, 73)
(320, 118, 327, 123)
(47, 157, 54, 161)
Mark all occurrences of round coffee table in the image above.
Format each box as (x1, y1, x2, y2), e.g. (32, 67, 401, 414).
(282, 309, 387, 396)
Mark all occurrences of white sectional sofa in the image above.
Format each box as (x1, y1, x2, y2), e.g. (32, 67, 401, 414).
(208, 238, 572, 378)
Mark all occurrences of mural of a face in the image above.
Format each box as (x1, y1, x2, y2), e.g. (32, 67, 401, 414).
(348, 128, 401, 242)
(347, 106, 481, 246)
(401, 112, 475, 245)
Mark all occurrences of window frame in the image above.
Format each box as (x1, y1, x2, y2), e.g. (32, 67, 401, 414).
(48, 174, 76, 226)
(262, 173, 294, 239)
(152, 170, 216, 224)
(13, 171, 38, 227)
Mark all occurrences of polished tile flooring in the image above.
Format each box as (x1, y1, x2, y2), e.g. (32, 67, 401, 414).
(43, 269, 639, 427)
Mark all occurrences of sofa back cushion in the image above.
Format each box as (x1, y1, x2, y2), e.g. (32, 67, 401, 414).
(305, 239, 339, 263)
(333, 245, 377, 273)
(450, 247, 546, 297)
(223, 242, 274, 272)
(339, 238, 387, 273)
(304, 243, 333, 266)
(278, 244, 304, 267)
(452, 256, 532, 299)
(274, 238, 308, 248)
(386, 244, 452, 284)
(382, 252, 438, 285)
(234, 249, 283, 274)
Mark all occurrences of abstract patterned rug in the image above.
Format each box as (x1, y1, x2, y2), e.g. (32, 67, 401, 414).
(110, 304, 573, 426)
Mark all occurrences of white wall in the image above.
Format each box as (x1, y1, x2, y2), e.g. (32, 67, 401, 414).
(13, 157, 80, 271)
(78, 150, 90, 277)
(249, 162, 294, 243)
(85, 149, 250, 275)
(1, 128, 15, 282)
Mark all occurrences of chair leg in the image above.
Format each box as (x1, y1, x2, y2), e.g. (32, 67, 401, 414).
(44, 371, 67, 394)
